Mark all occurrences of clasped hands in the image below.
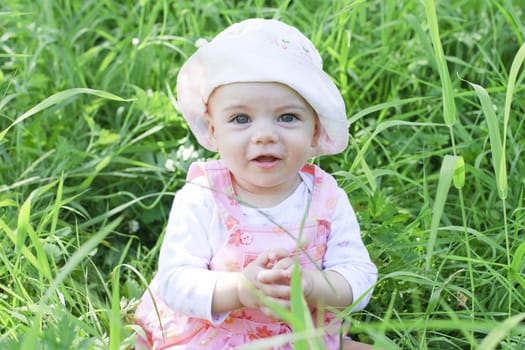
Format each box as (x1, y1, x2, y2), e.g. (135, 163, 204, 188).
(238, 248, 313, 318)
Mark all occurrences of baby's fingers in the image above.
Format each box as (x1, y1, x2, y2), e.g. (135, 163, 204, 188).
(257, 268, 290, 285)
(252, 248, 289, 269)
(272, 257, 293, 271)
(267, 248, 290, 261)
(260, 298, 291, 319)
(256, 279, 291, 299)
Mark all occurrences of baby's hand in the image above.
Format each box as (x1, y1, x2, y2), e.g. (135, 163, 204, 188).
(238, 248, 292, 317)
(258, 254, 293, 285)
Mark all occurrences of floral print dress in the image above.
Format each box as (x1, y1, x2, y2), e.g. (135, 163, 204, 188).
(135, 160, 343, 349)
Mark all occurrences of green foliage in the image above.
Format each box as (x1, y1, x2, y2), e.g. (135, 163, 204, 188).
(1, 0, 524, 349)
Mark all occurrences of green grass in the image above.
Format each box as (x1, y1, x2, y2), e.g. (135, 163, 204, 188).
(1, 0, 524, 349)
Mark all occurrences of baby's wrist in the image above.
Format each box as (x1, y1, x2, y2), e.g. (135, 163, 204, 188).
(237, 273, 254, 308)
(302, 269, 316, 304)
(212, 272, 247, 314)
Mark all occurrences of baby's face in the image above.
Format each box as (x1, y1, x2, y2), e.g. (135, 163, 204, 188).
(206, 82, 319, 204)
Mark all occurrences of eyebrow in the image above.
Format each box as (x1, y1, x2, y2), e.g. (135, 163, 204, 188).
(276, 103, 311, 112)
(215, 102, 312, 114)
(226, 103, 310, 110)
(219, 103, 250, 111)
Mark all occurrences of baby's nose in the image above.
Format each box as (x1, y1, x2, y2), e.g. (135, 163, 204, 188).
(252, 122, 279, 143)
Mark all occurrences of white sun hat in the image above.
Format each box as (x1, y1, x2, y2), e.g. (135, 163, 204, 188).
(176, 18, 348, 157)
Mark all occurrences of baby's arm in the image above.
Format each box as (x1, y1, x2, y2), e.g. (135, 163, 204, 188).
(157, 181, 231, 323)
(316, 187, 378, 311)
(301, 269, 353, 308)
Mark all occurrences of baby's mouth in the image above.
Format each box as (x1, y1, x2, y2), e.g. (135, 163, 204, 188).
(253, 155, 279, 162)
(251, 155, 281, 169)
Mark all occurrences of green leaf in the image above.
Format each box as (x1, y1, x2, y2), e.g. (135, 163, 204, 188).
(289, 258, 308, 349)
(510, 242, 525, 290)
(1, 217, 38, 268)
(478, 313, 525, 350)
(426, 155, 458, 270)
(42, 215, 124, 303)
(16, 195, 32, 253)
(423, 0, 456, 126)
(503, 42, 525, 148)
(0, 88, 130, 141)
(452, 156, 465, 189)
(468, 82, 507, 199)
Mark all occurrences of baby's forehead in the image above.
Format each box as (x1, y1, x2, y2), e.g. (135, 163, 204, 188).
(210, 82, 302, 96)
(207, 82, 313, 108)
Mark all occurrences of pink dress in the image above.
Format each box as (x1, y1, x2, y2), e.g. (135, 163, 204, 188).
(135, 161, 343, 349)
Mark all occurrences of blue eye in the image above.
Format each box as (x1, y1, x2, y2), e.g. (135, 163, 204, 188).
(232, 114, 250, 124)
(279, 114, 298, 122)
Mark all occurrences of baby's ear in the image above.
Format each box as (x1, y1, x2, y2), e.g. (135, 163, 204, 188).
(204, 111, 214, 135)
(311, 114, 321, 147)
(204, 112, 217, 148)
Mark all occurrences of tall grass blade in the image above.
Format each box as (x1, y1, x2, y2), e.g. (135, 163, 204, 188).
(468, 82, 507, 199)
(289, 258, 324, 349)
(20, 216, 122, 349)
(289, 259, 309, 350)
(15, 181, 57, 283)
(425, 155, 458, 270)
(350, 120, 443, 173)
(510, 242, 525, 290)
(452, 156, 465, 189)
(50, 174, 64, 235)
(502, 42, 525, 161)
(1, 217, 38, 268)
(42, 216, 123, 302)
(478, 313, 525, 350)
(347, 97, 428, 125)
(16, 192, 32, 253)
(0, 88, 129, 141)
(110, 268, 123, 350)
(423, 0, 457, 126)
(110, 241, 133, 350)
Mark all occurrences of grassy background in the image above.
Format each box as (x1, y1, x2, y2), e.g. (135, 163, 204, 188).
(1, 0, 524, 349)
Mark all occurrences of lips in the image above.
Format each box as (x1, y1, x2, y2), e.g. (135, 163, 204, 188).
(251, 154, 281, 169)
(254, 155, 279, 162)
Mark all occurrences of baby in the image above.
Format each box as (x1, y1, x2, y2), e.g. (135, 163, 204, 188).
(134, 18, 378, 349)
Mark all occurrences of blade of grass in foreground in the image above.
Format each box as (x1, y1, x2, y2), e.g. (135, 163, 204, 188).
(468, 82, 507, 200)
(289, 259, 322, 349)
(110, 240, 133, 350)
(0, 88, 130, 141)
(423, 0, 456, 127)
(15, 180, 59, 284)
(478, 313, 525, 350)
(467, 81, 514, 315)
(425, 155, 460, 270)
(510, 242, 525, 290)
(502, 41, 525, 188)
(20, 216, 123, 349)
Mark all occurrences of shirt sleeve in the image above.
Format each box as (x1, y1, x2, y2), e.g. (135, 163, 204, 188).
(156, 179, 229, 324)
(323, 188, 378, 311)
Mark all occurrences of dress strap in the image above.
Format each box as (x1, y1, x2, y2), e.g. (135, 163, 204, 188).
(187, 160, 244, 227)
(301, 163, 340, 223)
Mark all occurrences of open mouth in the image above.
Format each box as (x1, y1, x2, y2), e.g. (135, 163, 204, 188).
(251, 155, 281, 169)
(253, 155, 279, 162)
